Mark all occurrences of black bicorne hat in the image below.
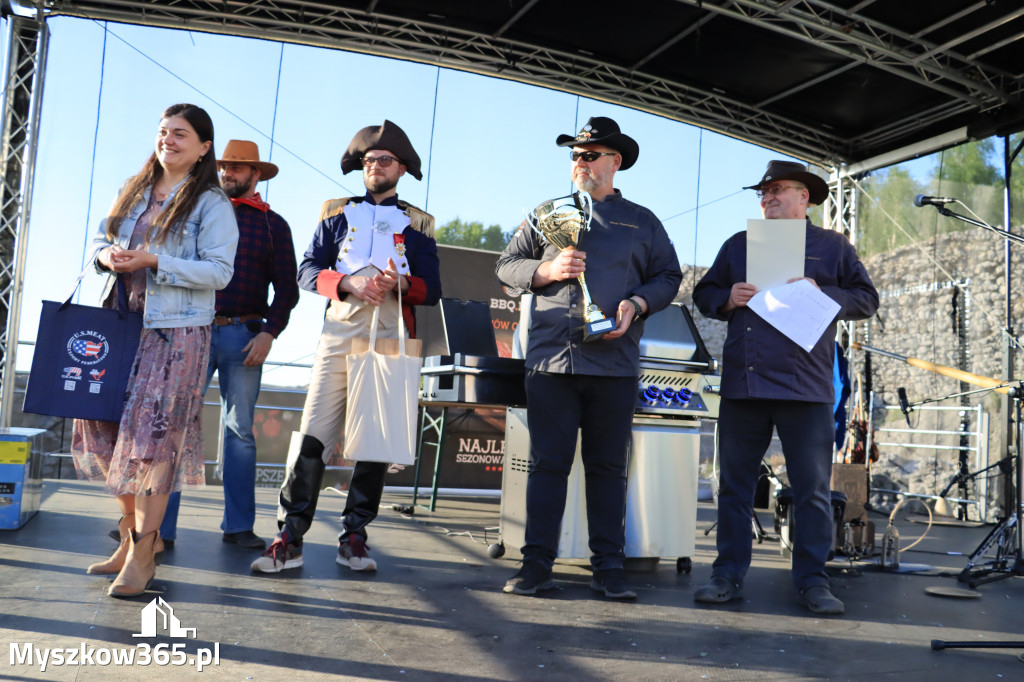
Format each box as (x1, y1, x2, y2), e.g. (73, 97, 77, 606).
(340, 120, 423, 180)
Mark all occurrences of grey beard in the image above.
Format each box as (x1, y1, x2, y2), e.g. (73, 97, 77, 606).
(574, 175, 599, 193)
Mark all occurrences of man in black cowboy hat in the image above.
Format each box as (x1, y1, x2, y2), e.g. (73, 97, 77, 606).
(496, 116, 682, 600)
(252, 121, 441, 574)
(692, 160, 878, 615)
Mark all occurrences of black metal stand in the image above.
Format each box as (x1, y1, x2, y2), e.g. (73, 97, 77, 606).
(933, 206, 1024, 245)
(704, 461, 777, 543)
(957, 384, 1024, 588)
(931, 639, 1024, 651)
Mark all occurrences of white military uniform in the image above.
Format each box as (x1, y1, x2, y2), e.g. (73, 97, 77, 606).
(298, 201, 412, 461)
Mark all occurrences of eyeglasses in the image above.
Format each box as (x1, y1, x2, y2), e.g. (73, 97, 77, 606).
(570, 150, 618, 163)
(756, 184, 804, 199)
(362, 155, 400, 169)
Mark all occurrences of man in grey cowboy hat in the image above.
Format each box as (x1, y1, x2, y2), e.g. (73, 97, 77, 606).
(252, 121, 441, 574)
(159, 139, 300, 549)
(692, 160, 878, 615)
(496, 116, 682, 600)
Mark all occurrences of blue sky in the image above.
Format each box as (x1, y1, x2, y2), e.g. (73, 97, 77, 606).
(8, 16, 933, 386)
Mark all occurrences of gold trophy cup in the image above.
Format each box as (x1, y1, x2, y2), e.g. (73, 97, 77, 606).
(527, 192, 614, 340)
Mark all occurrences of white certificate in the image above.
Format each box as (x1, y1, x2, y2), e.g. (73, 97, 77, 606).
(747, 279, 841, 353)
(746, 219, 805, 291)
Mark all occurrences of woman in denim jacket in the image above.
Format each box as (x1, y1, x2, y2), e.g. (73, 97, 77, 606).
(71, 103, 238, 598)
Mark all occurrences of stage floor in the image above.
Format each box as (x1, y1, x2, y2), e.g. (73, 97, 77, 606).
(2, 480, 1023, 680)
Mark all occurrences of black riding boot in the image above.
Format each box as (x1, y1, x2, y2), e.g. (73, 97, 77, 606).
(277, 432, 326, 543)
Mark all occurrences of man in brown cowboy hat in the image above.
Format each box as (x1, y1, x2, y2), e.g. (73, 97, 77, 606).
(252, 120, 441, 574)
(692, 160, 878, 615)
(496, 116, 682, 600)
(159, 139, 299, 550)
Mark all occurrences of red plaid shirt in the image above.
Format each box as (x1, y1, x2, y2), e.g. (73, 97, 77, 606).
(215, 194, 299, 338)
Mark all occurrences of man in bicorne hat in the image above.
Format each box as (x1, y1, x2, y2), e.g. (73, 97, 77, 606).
(251, 121, 441, 574)
(692, 160, 878, 615)
(160, 139, 299, 550)
(496, 116, 682, 600)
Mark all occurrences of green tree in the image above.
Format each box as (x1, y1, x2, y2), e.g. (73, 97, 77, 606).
(935, 138, 1001, 186)
(856, 134, 1024, 258)
(1011, 132, 1024, 228)
(434, 217, 515, 252)
(857, 166, 929, 256)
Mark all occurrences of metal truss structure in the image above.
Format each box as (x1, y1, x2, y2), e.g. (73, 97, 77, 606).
(0, 11, 47, 427)
(37, 0, 1024, 168)
(0, 0, 1022, 424)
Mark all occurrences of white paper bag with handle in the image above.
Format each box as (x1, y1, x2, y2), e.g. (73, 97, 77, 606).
(344, 285, 422, 464)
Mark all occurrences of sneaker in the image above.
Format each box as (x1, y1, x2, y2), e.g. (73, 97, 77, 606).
(336, 533, 377, 571)
(694, 576, 743, 603)
(799, 585, 845, 615)
(250, 535, 302, 573)
(503, 561, 555, 596)
(590, 568, 637, 600)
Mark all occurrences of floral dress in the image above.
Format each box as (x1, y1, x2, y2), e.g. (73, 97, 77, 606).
(71, 193, 211, 496)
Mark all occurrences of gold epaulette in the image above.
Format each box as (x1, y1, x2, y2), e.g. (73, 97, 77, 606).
(318, 196, 360, 223)
(398, 200, 435, 239)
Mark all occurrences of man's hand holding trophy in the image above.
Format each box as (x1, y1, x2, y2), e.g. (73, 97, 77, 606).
(526, 191, 615, 340)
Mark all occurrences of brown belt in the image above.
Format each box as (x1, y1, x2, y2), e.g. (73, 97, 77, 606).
(212, 313, 263, 326)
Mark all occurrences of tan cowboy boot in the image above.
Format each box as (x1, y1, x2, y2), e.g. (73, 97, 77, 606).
(108, 529, 159, 598)
(87, 516, 165, 575)
(87, 514, 134, 575)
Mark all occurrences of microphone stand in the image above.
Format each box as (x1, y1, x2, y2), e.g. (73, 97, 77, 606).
(934, 383, 1024, 653)
(930, 204, 1024, 246)
(956, 380, 1024, 589)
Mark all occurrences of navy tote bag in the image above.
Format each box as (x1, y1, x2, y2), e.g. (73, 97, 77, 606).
(23, 274, 142, 423)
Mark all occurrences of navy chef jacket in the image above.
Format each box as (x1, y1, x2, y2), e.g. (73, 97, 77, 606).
(496, 190, 682, 378)
(693, 219, 879, 404)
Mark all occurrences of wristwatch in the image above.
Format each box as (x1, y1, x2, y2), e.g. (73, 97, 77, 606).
(628, 297, 644, 323)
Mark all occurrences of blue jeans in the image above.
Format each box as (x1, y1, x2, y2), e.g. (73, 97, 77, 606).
(162, 321, 262, 539)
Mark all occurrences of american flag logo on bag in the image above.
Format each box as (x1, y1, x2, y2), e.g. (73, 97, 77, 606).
(67, 331, 109, 365)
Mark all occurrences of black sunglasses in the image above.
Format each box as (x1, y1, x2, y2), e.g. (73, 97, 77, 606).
(570, 150, 618, 163)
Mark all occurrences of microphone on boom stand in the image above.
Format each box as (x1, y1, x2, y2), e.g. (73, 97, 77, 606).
(897, 387, 912, 427)
(913, 195, 957, 207)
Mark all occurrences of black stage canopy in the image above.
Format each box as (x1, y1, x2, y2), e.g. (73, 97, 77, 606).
(31, 0, 1024, 170)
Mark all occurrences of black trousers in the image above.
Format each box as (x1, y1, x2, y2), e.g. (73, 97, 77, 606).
(522, 370, 637, 571)
(713, 398, 835, 590)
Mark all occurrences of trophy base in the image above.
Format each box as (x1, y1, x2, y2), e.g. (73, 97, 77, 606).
(584, 317, 616, 341)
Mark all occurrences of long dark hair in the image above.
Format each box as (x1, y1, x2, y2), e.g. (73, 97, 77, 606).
(105, 103, 221, 245)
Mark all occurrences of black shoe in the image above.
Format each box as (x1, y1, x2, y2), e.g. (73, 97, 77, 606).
(223, 531, 267, 549)
(590, 568, 637, 600)
(799, 586, 844, 615)
(162, 538, 175, 550)
(694, 575, 743, 604)
(503, 562, 555, 596)
(108, 528, 120, 542)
